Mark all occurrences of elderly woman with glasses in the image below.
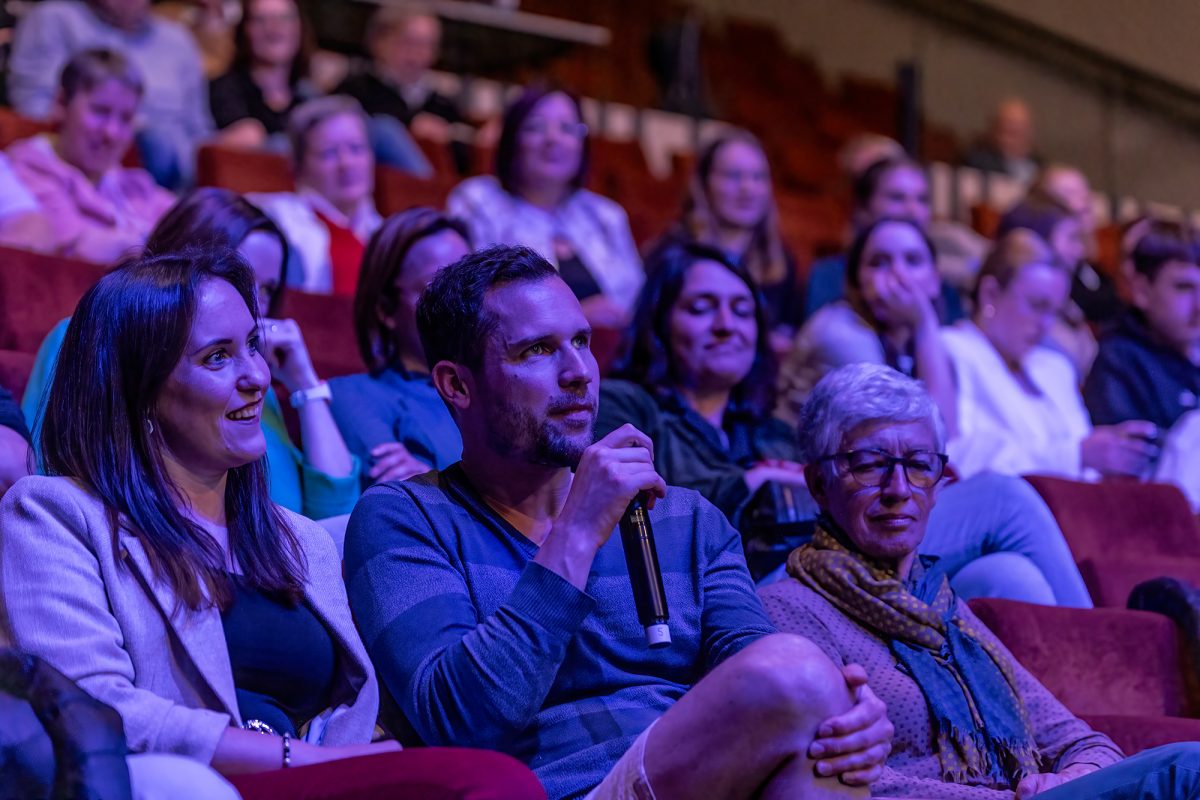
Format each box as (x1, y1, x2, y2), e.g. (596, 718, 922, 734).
(760, 363, 1200, 800)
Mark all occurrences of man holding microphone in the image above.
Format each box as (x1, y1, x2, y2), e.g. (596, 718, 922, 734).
(344, 245, 892, 799)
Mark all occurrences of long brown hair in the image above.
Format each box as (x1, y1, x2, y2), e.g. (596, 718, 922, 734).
(682, 129, 787, 286)
(41, 249, 306, 610)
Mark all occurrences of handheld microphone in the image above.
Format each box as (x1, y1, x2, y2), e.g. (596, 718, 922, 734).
(619, 493, 671, 648)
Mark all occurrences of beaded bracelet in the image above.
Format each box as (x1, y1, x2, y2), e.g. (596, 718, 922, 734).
(282, 732, 292, 769)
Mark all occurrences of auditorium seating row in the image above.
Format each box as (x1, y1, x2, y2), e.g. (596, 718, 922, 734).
(4, 244, 1200, 760)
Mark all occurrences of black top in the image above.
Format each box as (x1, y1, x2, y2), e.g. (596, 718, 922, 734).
(557, 253, 603, 301)
(595, 379, 800, 528)
(1071, 262, 1123, 326)
(336, 68, 461, 127)
(1083, 311, 1200, 431)
(336, 67, 469, 173)
(221, 575, 337, 735)
(209, 68, 313, 134)
(0, 384, 30, 444)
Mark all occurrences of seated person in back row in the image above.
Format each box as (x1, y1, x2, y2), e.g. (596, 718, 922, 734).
(252, 96, 382, 296)
(1085, 221, 1200, 432)
(344, 244, 894, 800)
(8, 0, 214, 189)
(6, 48, 174, 264)
(330, 207, 470, 488)
(762, 362, 1200, 799)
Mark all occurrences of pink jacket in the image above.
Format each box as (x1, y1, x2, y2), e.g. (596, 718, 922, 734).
(6, 135, 174, 263)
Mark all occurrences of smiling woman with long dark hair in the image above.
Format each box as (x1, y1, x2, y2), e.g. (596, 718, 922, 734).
(596, 240, 806, 530)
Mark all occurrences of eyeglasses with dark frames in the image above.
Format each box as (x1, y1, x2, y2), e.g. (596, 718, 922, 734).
(818, 449, 948, 490)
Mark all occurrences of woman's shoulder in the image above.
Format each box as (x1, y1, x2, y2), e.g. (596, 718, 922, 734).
(0, 475, 107, 531)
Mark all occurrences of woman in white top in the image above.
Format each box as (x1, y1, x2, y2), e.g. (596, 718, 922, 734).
(252, 96, 382, 295)
(944, 228, 1158, 479)
(447, 86, 642, 328)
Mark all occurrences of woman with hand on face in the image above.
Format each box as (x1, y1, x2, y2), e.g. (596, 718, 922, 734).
(944, 229, 1157, 480)
(252, 96, 382, 296)
(780, 217, 957, 438)
(0, 249, 546, 797)
(5, 48, 174, 263)
(447, 86, 643, 329)
(210, 0, 315, 150)
(804, 156, 965, 323)
(762, 363, 1200, 800)
(22, 188, 361, 521)
(596, 241, 807, 533)
(649, 130, 800, 356)
(329, 208, 470, 487)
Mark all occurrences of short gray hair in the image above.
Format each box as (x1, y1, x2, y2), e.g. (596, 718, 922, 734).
(797, 363, 946, 464)
(287, 95, 368, 168)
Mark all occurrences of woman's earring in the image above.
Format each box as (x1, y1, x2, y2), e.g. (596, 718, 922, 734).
(982, 304, 996, 319)
(145, 418, 155, 435)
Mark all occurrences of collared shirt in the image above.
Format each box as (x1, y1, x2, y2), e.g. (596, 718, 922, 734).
(1084, 312, 1200, 432)
(328, 366, 463, 490)
(344, 464, 774, 799)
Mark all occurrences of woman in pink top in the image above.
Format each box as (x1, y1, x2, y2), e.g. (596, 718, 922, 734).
(6, 48, 174, 264)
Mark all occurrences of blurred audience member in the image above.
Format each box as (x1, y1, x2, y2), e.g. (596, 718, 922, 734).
(763, 363, 1199, 800)
(330, 208, 469, 487)
(804, 155, 965, 321)
(154, 0, 236, 79)
(448, 86, 643, 328)
(337, 5, 465, 174)
(995, 195, 1096, 376)
(944, 229, 1157, 480)
(253, 96, 381, 295)
(8, 0, 214, 189)
(209, 0, 315, 149)
(648, 131, 801, 356)
(22, 188, 362, 520)
(1033, 163, 1123, 325)
(0, 154, 53, 251)
(1085, 221, 1200, 431)
(0, 383, 32, 498)
(781, 218, 957, 435)
(598, 241, 806, 532)
(6, 49, 173, 264)
(964, 97, 1039, 182)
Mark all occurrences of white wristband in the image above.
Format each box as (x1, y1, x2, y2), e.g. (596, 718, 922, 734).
(289, 381, 332, 409)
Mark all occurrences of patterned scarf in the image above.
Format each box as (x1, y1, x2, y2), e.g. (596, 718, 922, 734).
(786, 523, 1040, 787)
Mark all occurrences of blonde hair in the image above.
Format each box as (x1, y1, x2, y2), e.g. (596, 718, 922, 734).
(683, 129, 788, 286)
(974, 228, 1067, 306)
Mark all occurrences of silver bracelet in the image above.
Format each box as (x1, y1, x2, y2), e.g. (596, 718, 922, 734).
(282, 732, 292, 769)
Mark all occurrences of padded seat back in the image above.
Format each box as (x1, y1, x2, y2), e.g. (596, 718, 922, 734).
(969, 598, 1192, 719)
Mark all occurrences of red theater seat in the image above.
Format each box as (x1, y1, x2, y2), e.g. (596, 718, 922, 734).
(277, 289, 363, 380)
(0, 350, 36, 401)
(1024, 475, 1200, 607)
(229, 748, 546, 800)
(197, 145, 293, 194)
(969, 598, 1200, 754)
(0, 247, 106, 353)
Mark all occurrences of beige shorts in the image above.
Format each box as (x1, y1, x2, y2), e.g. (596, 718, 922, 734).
(583, 719, 659, 800)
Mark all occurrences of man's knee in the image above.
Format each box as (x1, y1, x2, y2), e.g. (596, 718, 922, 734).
(730, 634, 849, 723)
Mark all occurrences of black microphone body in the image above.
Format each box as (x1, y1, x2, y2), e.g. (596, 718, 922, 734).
(618, 493, 671, 647)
